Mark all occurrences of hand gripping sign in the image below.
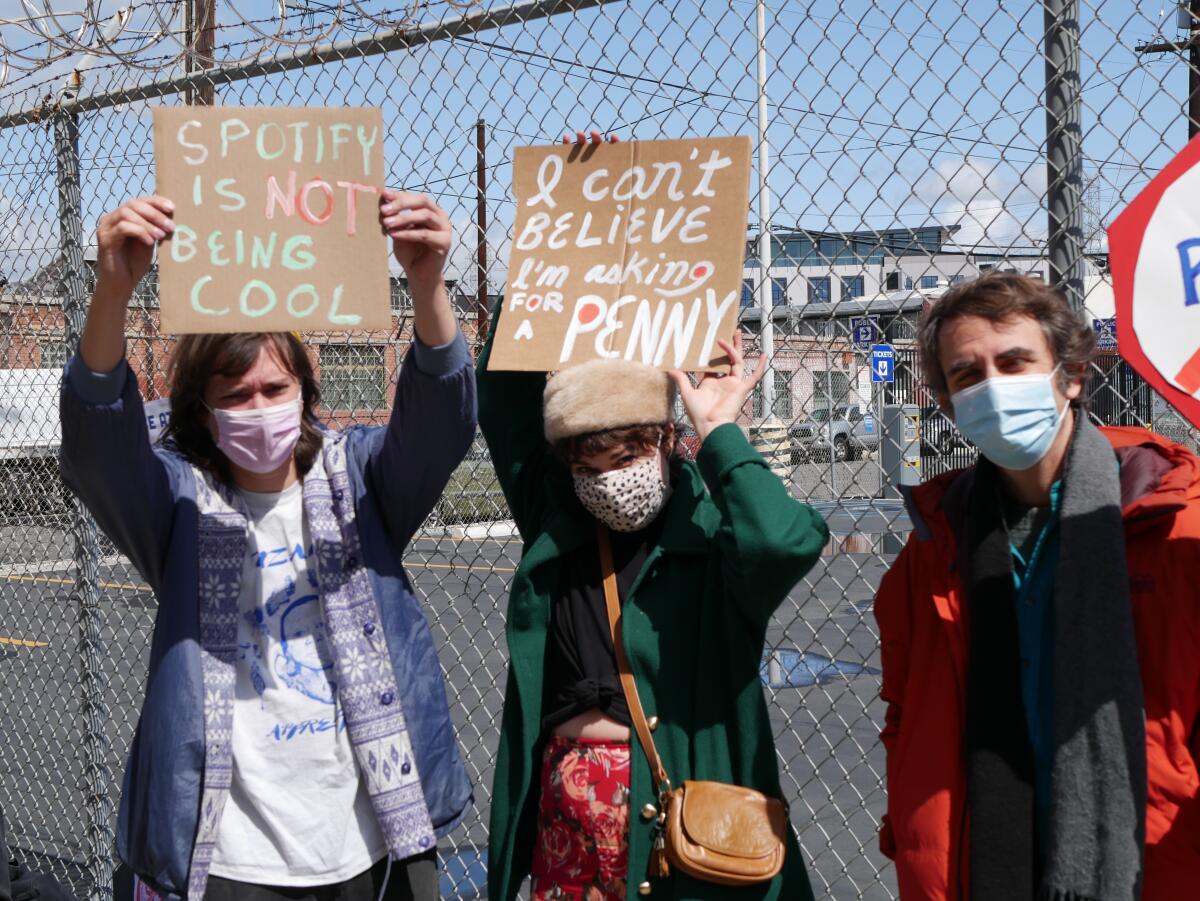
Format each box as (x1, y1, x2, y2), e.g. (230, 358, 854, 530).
(1108, 137, 1200, 428)
(154, 107, 390, 334)
(488, 136, 752, 371)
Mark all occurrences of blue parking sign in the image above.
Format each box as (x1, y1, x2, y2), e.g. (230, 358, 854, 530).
(1092, 317, 1117, 350)
(850, 317, 877, 350)
(870, 344, 895, 383)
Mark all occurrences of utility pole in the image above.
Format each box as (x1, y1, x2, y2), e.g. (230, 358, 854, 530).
(475, 118, 489, 341)
(1044, 0, 1086, 311)
(55, 109, 113, 901)
(754, 0, 776, 421)
(1136, 1, 1200, 139)
(185, 0, 216, 105)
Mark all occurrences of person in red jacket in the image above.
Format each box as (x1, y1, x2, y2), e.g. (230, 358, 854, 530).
(874, 271, 1200, 901)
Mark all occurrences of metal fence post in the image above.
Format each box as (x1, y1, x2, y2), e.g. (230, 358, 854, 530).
(54, 109, 113, 901)
(1044, 0, 1086, 311)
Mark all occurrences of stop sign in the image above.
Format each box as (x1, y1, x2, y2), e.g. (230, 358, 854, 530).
(1108, 140, 1200, 429)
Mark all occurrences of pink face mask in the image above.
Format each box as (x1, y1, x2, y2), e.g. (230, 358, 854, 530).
(208, 398, 303, 474)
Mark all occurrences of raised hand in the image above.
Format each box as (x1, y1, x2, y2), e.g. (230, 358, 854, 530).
(669, 331, 766, 443)
(379, 189, 451, 290)
(94, 195, 175, 302)
(562, 129, 618, 145)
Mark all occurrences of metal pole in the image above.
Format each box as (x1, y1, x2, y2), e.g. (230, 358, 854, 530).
(54, 111, 113, 901)
(1190, 0, 1200, 137)
(194, 0, 216, 106)
(1044, 0, 1086, 311)
(755, 0, 776, 419)
(183, 0, 193, 106)
(826, 365, 835, 495)
(475, 118, 489, 341)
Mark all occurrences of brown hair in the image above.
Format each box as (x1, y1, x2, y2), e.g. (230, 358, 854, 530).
(552, 423, 675, 464)
(917, 271, 1095, 403)
(164, 332, 323, 485)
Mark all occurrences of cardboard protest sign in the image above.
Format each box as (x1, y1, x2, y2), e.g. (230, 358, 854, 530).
(154, 106, 390, 334)
(1108, 133, 1200, 429)
(489, 136, 752, 371)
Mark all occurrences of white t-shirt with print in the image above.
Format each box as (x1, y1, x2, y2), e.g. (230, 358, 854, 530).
(209, 480, 387, 885)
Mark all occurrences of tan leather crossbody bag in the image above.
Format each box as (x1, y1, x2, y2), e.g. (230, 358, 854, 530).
(597, 523, 788, 887)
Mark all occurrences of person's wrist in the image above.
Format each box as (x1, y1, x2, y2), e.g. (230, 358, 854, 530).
(696, 417, 735, 443)
(92, 277, 133, 308)
(407, 273, 447, 305)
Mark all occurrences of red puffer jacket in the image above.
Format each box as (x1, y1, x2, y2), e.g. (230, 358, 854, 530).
(874, 427, 1200, 900)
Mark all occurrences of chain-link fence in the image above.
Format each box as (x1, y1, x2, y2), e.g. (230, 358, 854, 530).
(0, 2, 1197, 899)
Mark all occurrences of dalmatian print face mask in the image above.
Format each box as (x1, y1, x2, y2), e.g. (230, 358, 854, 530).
(573, 454, 670, 533)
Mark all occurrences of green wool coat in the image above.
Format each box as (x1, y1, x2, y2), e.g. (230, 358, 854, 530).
(478, 339, 830, 901)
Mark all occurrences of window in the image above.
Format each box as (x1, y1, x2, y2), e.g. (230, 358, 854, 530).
(885, 272, 901, 291)
(772, 277, 787, 307)
(783, 237, 812, 260)
(390, 278, 412, 313)
(905, 276, 914, 290)
(808, 277, 832, 303)
(886, 318, 919, 341)
(319, 345, 387, 411)
(752, 370, 793, 420)
(819, 238, 836, 258)
(132, 267, 160, 308)
(950, 274, 967, 285)
(800, 319, 835, 339)
(40, 341, 69, 369)
(741, 278, 755, 308)
(841, 276, 865, 300)
(919, 275, 938, 289)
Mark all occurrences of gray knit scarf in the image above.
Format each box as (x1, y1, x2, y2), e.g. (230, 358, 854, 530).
(964, 413, 1146, 901)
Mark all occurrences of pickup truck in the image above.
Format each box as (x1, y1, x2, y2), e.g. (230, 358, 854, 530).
(789, 403, 880, 463)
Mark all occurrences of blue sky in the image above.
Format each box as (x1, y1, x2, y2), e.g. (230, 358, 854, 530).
(0, 0, 1192, 286)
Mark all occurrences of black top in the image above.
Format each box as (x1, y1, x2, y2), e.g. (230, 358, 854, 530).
(541, 522, 660, 734)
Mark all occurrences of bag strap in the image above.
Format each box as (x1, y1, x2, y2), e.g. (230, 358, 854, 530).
(597, 521, 672, 794)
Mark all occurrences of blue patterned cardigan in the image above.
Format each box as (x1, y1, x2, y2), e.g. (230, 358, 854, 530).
(59, 334, 477, 899)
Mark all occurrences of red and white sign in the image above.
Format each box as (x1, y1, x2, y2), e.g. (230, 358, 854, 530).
(1108, 138, 1200, 429)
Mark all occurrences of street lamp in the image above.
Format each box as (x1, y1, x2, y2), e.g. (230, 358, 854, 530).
(755, 0, 778, 422)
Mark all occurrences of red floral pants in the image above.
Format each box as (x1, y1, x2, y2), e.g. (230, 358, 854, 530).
(530, 735, 631, 901)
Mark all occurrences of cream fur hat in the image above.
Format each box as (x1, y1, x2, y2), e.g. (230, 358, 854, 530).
(543, 358, 675, 442)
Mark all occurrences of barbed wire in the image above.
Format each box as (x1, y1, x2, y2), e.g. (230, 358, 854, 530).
(0, 1, 482, 92)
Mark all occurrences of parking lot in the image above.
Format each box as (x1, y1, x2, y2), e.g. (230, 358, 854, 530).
(0, 461, 908, 899)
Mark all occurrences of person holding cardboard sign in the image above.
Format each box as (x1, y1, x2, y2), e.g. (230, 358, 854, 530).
(480, 128, 829, 901)
(59, 190, 475, 901)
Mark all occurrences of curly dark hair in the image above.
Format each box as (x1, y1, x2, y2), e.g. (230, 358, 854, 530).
(917, 271, 1095, 404)
(164, 332, 323, 486)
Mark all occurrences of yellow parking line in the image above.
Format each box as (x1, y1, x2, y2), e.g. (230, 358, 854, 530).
(411, 561, 516, 574)
(0, 573, 152, 593)
(0, 636, 49, 648)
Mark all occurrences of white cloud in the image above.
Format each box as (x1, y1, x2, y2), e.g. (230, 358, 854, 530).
(0, 193, 56, 282)
(914, 155, 1046, 248)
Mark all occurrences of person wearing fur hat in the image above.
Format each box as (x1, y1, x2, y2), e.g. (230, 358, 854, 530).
(478, 137, 830, 896)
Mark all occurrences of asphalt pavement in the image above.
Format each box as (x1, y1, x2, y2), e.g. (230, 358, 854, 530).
(0, 469, 905, 900)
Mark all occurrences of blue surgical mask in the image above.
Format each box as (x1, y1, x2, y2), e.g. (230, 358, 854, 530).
(950, 368, 1068, 471)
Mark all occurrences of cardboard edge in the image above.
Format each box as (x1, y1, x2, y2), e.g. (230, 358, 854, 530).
(489, 137, 755, 373)
(153, 106, 391, 337)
